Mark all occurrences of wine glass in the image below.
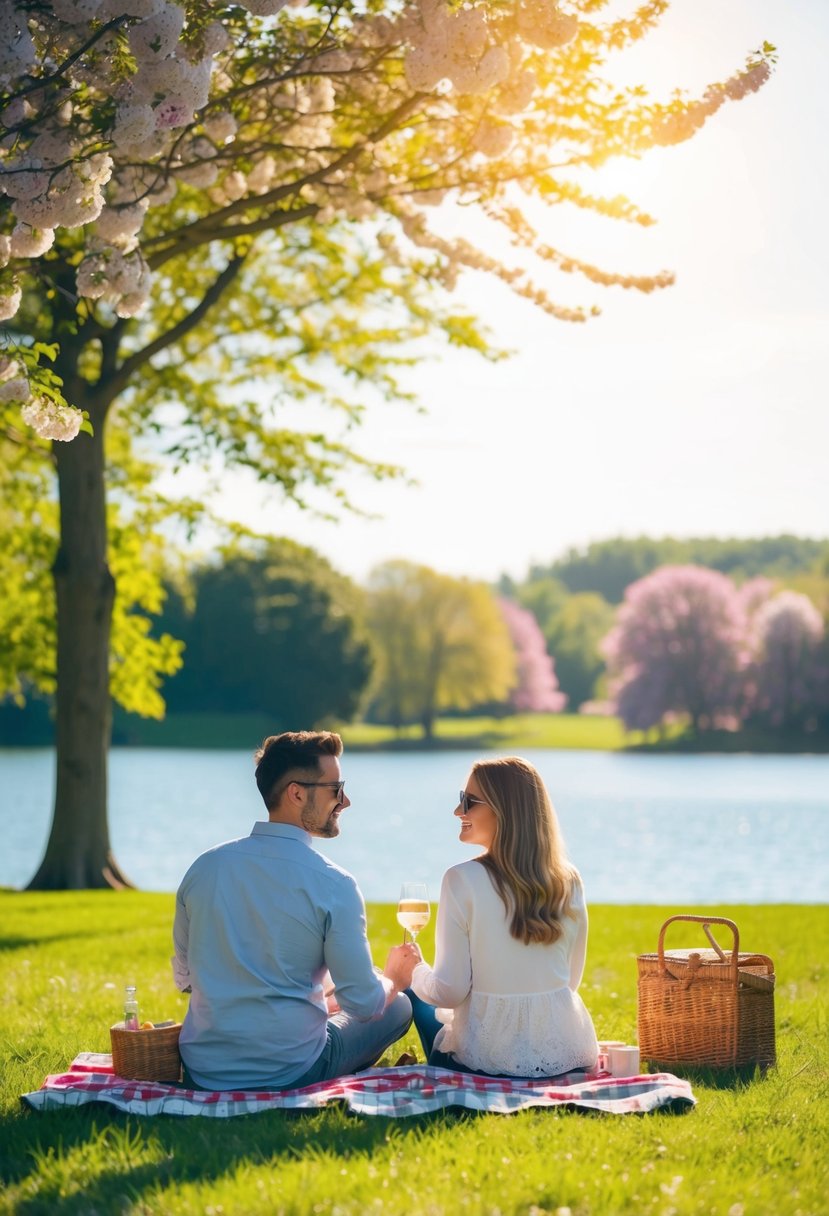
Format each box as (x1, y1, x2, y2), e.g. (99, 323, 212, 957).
(397, 882, 430, 943)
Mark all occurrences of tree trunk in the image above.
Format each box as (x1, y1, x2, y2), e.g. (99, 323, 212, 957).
(27, 406, 132, 889)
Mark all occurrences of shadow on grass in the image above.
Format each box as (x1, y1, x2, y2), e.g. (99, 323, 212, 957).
(2, 1104, 465, 1215)
(648, 1062, 773, 1090)
(3, 1081, 702, 1212)
(0, 931, 109, 952)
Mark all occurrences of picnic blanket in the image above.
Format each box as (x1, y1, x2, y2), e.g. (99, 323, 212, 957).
(22, 1054, 695, 1118)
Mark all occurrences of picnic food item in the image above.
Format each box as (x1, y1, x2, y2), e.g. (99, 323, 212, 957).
(637, 914, 775, 1071)
(111, 1019, 183, 1082)
(123, 985, 139, 1031)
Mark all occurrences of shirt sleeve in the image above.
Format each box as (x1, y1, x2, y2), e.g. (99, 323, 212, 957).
(323, 878, 387, 1020)
(171, 885, 192, 992)
(410, 868, 472, 1008)
(568, 873, 589, 992)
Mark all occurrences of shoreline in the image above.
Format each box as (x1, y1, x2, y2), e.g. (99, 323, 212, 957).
(3, 710, 826, 755)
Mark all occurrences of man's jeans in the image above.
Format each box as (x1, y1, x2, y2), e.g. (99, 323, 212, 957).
(287, 992, 413, 1088)
(182, 993, 413, 1091)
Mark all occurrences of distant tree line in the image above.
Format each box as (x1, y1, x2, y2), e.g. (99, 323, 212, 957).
(500, 535, 829, 717)
(2, 534, 827, 746)
(514, 535, 829, 604)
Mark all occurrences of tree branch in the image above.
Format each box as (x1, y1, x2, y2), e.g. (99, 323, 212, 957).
(5, 15, 129, 105)
(150, 203, 322, 257)
(142, 93, 424, 267)
(101, 253, 248, 405)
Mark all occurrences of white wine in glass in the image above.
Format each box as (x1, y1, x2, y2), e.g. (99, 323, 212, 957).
(397, 883, 430, 942)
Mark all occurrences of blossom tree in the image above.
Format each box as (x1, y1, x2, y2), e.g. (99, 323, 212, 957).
(0, 1, 773, 887)
(746, 591, 828, 731)
(737, 575, 776, 620)
(602, 565, 749, 732)
(498, 597, 566, 711)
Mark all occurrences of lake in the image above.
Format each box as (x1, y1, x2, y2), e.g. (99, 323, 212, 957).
(2, 748, 827, 904)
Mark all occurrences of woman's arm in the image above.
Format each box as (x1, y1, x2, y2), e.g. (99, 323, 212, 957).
(569, 874, 589, 991)
(410, 868, 473, 1008)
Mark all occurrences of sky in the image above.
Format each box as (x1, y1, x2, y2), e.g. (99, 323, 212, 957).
(199, 0, 829, 585)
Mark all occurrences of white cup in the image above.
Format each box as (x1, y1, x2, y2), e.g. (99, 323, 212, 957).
(609, 1045, 640, 1078)
(597, 1040, 625, 1073)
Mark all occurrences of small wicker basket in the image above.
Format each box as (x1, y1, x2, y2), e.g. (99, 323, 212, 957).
(637, 915, 775, 1072)
(110, 1021, 183, 1082)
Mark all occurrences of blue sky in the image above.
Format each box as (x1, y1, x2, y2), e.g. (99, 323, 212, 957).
(204, 0, 829, 584)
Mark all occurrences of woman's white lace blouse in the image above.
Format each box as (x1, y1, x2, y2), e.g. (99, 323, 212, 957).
(410, 858, 598, 1077)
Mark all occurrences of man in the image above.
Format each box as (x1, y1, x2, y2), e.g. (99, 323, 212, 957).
(172, 730, 416, 1089)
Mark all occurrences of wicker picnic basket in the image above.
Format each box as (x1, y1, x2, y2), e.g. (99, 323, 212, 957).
(110, 1022, 183, 1082)
(637, 915, 775, 1071)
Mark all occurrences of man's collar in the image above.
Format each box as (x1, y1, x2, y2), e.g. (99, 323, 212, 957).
(251, 821, 311, 845)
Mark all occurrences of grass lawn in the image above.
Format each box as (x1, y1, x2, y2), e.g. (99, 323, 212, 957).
(111, 712, 634, 752)
(103, 711, 827, 754)
(1, 892, 827, 1216)
(339, 714, 632, 752)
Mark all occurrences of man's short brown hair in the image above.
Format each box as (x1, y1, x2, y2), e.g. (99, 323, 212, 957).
(254, 731, 343, 810)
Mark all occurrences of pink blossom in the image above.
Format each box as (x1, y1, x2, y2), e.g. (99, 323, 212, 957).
(746, 591, 827, 729)
(154, 98, 195, 130)
(602, 565, 748, 731)
(21, 398, 84, 441)
(499, 598, 567, 713)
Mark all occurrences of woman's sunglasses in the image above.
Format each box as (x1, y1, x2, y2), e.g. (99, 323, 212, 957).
(459, 790, 488, 814)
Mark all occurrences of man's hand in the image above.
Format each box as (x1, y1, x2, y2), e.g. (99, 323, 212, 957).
(383, 942, 422, 992)
(323, 971, 341, 1014)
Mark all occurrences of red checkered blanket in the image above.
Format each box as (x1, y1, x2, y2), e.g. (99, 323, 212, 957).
(22, 1054, 695, 1117)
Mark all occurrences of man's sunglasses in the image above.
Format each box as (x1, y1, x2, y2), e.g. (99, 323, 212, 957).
(459, 790, 488, 814)
(294, 780, 345, 804)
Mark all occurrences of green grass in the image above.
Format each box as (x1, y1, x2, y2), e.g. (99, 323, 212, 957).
(340, 713, 633, 751)
(83, 710, 829, 754)
(1, 893, 827, 1215)
(111, 712, 634, 751)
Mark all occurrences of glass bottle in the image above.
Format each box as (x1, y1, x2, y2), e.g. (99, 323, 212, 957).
(124, 985, 139, 1031)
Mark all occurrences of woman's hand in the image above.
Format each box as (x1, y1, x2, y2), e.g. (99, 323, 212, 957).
(383, 942, 422, 991)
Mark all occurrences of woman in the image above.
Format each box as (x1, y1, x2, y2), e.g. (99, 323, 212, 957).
(404, 756, 598, 1077)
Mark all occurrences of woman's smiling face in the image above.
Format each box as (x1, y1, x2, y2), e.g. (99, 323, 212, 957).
(455, 773, 497, 850)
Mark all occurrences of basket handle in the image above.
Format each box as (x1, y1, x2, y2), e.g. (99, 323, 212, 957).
(657, 914, 740, 976)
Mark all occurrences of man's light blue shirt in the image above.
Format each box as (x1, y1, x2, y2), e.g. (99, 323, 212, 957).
(172, 821, 386, 1089)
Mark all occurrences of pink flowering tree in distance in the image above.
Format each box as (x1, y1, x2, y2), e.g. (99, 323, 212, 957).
(498, 597, 566, 712)
(602, 565, 749, 733)
(0, 2, 774, 887)
(746, 591, 828, 731)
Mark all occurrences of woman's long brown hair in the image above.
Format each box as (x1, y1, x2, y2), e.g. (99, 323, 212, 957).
(472, 756, 577, 944)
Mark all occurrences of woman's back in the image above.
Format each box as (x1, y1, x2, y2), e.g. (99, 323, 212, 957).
(446, 858, 586, 994)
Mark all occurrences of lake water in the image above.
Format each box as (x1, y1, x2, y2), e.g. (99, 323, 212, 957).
(1, 748, 827, 904)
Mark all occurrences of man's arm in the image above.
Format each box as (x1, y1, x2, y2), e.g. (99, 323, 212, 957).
(324, 880, 396, 1019)
(171, 888, 192, 993)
